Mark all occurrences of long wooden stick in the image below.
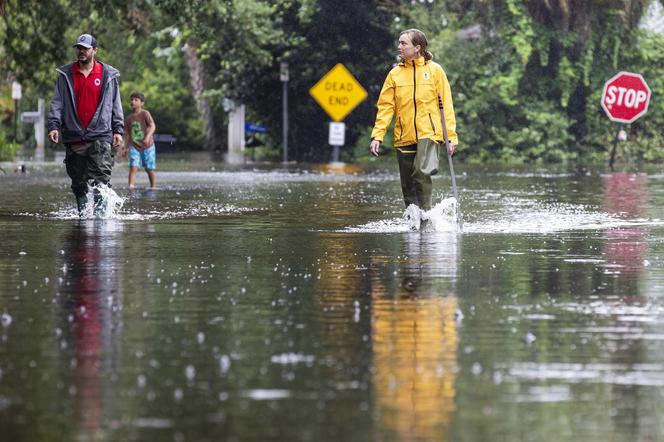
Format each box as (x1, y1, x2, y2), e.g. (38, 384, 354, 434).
(438, 95, 463, 228)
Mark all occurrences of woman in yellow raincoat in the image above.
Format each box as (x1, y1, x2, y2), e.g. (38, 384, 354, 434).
(370, 29, 458, 213)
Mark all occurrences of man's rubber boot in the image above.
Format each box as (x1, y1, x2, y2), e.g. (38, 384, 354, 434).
(420, 218, 433, 232)
(93, 192, 107, 218)
(76, 195, 88, 218)
(404, 204, 422, 231)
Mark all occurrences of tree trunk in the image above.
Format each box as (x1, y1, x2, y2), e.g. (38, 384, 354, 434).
(185, 43, 218, 150)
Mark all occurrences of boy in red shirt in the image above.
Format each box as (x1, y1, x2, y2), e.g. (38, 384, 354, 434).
(123, 92, 156, 189)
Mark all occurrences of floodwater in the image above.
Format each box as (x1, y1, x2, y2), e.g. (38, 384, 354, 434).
(2, 155, 664, 442)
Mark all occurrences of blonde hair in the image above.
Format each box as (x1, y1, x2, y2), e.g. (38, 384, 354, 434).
(400, 28, 433, 61)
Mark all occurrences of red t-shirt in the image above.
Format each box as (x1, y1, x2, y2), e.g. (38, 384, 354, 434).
(72, 60, 103, 128)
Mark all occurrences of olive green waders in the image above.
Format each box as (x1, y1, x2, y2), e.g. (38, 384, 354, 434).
(64, 140, 114, 216)
(396, 144, 433, 211)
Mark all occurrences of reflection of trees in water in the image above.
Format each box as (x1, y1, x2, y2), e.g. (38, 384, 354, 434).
(312, 233, 373, 355)
(602, 173, 648, 282)
(370, 233, 459, 440)
(58, 222, 122, 440)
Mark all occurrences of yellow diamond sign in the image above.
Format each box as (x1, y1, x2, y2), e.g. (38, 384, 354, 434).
(309, 63, 367, 122)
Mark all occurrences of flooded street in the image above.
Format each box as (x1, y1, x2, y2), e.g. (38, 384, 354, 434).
(2, 156, 664, 441)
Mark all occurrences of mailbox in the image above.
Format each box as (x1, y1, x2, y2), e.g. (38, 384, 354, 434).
(20, 111, 41, 124)
(20, 99, 45, 161)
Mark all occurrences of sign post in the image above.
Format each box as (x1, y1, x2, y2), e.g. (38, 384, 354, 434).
(309, 64, 367, 162)
(600, 71, 651, 170)
(328, 122, 345, 161)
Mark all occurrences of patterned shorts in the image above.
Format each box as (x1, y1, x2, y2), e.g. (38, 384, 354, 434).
(129, 145, 156, 170)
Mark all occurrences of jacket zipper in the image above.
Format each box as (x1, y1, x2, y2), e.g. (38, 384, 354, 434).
(57, 68, 82, 130)
(90, 70, 112, 129)
(59, 65, 116, 133)
(412, 60, 418, 141)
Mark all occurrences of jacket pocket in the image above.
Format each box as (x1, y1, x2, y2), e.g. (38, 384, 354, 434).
(428, 113, 437, 133)
(397, 117, 403, 141)
(96, 99, 112, 133)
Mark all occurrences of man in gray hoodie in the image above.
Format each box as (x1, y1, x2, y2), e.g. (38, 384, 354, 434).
(48, 33, 124, 216)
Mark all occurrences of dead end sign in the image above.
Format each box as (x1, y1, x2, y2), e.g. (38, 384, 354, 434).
(309, 64, 367, 122)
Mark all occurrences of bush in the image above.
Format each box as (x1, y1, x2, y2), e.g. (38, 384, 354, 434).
(351, 123, 395, 166)
(0, 128, 20, 161)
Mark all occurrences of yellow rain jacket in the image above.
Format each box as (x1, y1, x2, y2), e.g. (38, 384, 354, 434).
(371, 57, 458, 148)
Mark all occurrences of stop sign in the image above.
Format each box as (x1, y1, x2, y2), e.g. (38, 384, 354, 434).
(601, 71, 651, 123)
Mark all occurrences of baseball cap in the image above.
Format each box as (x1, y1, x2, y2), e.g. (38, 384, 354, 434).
(73, 34, 97, 49)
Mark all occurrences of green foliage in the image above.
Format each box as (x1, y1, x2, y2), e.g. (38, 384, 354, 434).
(412, 0, 659, 164)
(1, 0, 76, 94)
(0, 83, 14, 124)
(609, 30, 664, 162)
(0, 126, 20, 161)
(234, 0, 395, 161)
(352, 123, 395, 165)
(501, 101, 574, 163)
(505, 0, 536, 66)
(155, 0, 289, 103)
(1, 0, 662, 163)
(1, 0, 203, 147)
(116, 26, 202, 146)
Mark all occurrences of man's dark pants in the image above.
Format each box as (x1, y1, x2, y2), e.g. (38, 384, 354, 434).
(396, 144, 433, 211)
(64, 140, 114, 214)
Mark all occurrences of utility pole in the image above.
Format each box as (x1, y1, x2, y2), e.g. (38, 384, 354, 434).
(280, 62, 289, 162)
(12, 81, 22, 142)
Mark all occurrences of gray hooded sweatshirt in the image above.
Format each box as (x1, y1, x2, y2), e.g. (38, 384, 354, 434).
(48, 61, 124, 145)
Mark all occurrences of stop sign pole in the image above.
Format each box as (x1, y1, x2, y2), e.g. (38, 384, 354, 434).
(601, 71, 651, 170)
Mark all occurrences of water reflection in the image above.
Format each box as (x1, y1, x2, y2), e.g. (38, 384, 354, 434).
(602, 173, 648, 280)
(371, 233, 459, 440)
(311, 162, 363, 175)
(58, 221, 123, 441)
(3, 162, 664, 441)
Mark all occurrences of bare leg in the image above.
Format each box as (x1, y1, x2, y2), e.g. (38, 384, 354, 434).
(147, 170, 156, 188)
(128, 166, 138, 188)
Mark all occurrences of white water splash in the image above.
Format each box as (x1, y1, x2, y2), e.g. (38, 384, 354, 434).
(33, 197, 247, 221)
(345, 197, 664, 234)
(241, 389, 292, 400)
(86, 184, 125, 219)
(462, 202, 660, 234)
(344, 197, 460, 233)
(424, 198, 460, 232)
(116, 203, 247, 220)
(404, 204, 422, 231)
(46, 184, 125, 220)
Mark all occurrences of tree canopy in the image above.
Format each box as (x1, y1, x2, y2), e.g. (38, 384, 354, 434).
(1, 0, 663, 163)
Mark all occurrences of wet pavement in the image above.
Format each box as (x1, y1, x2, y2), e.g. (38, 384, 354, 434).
(1, 156, 664, 441)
